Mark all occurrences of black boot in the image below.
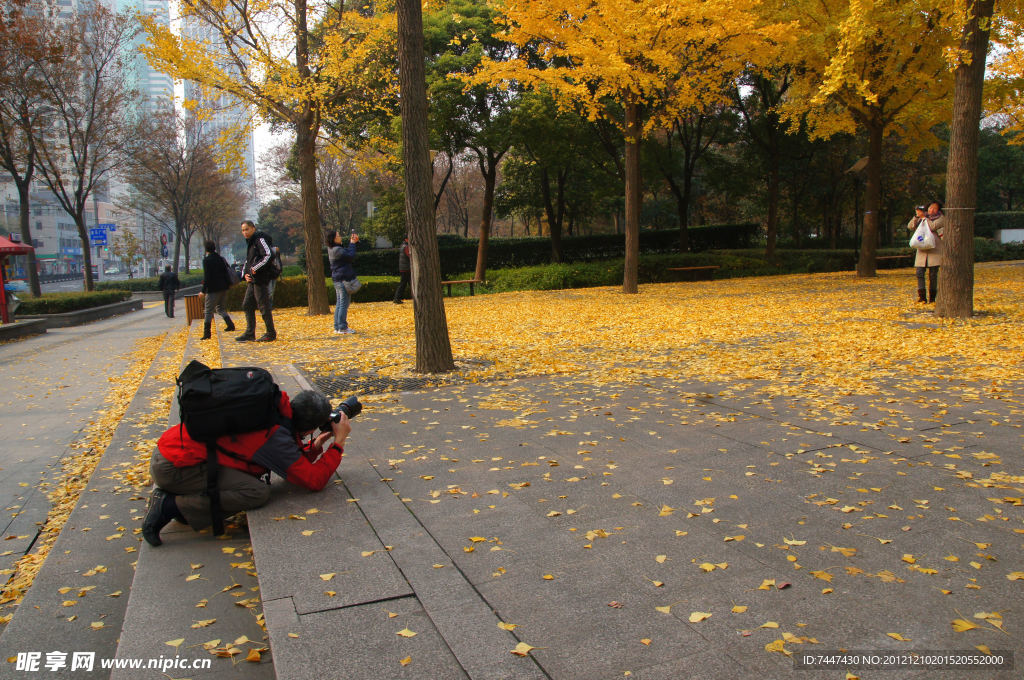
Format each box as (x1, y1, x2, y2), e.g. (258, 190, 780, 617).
(223, 316, 235, 332)
(201, 321, 212, 340)
(142, 488, 182, 547)
(929, 288, 937, 303)
(917, 289, 927, 303)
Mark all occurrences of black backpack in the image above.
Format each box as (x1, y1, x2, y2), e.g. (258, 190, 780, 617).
(176, 360, 282, 533)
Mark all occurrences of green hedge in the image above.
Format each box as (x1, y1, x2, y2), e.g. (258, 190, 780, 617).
(223, 276, 399, 310)
(95, 272, 203, 292)
(305, 223, 761, 277)
(16, 290, 133, 315)
(975, 212, 1024, 238)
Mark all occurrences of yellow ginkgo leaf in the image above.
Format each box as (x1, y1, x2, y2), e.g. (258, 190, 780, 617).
(655, 605, 672, 615)
(498, 621, 518, 631)
(510, 642, 536, 656)
(952, 618, 980, 632)
(399, 656, 412, 666)
(320, 573, 336, 581)
(887, 633, 910, 641)
(688, 611, 711, 623)
(245, 649, 261, 663)
(396, 628, 417, 638)
(165, 638, 185, 649)
(731, 605, 747, 613)
(759, 621, 779, 629)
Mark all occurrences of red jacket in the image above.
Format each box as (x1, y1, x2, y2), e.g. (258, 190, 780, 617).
(157, 392, 342, 491)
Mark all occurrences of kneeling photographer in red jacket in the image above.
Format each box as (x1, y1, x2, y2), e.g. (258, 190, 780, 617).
(142, 390, 351, 546)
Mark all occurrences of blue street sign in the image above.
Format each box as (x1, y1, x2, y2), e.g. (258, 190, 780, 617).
(98, 223, 117, 232)
(89, 228, 107, 245)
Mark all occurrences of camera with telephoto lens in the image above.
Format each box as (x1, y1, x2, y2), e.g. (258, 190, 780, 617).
(320, 395, 362, 432)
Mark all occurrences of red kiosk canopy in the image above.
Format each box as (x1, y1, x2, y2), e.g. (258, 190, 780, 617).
(0, 235, 34, 255)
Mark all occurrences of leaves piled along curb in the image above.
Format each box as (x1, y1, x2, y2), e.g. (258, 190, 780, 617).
(0, 328, 186, 615)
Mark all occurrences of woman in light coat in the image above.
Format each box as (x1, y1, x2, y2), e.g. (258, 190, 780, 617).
(907, 201, 944, 303)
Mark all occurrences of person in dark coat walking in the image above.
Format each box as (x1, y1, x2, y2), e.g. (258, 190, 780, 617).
(393, 236, 411, 304)
(158, 265, 180, 318)
(236, 220, 277, 342)
(200, 240, 236, 339)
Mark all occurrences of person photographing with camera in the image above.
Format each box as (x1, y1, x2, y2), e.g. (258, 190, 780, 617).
(327, 229, 360, 334)
(142, 389, 359, 547)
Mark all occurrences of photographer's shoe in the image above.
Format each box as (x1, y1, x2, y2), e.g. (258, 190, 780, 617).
(142, 488, 170, 547)
(235, 333, 255, 342)
(255, 334, 276, 342)
(339, 328, 356, 335)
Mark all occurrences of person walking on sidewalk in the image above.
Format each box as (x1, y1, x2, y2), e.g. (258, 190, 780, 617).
(327, 229, 359, 334)
(142, 390, 351, 546)
(157, 265, 180, 318)
(392, 235, 411, 304)
(200, 240, 236, 340)
(236, 220, 277, 342)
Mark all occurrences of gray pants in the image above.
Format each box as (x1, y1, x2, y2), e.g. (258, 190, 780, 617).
(203, 289, 230, 324)
(150, 450, 270, 530)
(241, 281, 275, 337)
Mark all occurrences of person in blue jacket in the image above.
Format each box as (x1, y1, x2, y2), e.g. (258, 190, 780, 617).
(327, 229, 359, 334)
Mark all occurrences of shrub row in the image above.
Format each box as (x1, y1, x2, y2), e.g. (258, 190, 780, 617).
(95, 272, 204, 292)
(222, 276, 399, 310)
(975, 212, 1024, 238)
(17, 290, 133, 315)
(310, 223, 761, 276)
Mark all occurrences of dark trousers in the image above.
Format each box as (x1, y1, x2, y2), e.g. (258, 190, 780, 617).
(162, 290, 175, 317)
(916, 266, 938, 295)
(150, 451, 270, 530)
(242, 281, 275, 337)
(393, 270, 411, 302)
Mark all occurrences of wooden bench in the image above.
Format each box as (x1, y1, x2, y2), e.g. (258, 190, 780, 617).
(667, 265, 720, 281)
(441, 278, 482, 296)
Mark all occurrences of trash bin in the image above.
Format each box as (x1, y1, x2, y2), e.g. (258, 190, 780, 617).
(184, 294, 203, 325)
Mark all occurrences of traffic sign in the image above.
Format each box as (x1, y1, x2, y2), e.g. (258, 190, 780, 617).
(89, 228, 107, 245)
(97, 223, 117, 232)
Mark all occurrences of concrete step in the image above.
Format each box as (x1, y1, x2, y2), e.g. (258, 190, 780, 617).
(0, 329, 180, 676)
(248, 368, 546, 680)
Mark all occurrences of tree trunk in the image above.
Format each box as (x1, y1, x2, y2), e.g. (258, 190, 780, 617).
(16, 179, 41, 297)
(857, 120, 883, 277)
(765, 157, 780, 260)
(474, 158, 497, 282)
(936, 0, 994, 319)
(397, 0, 454, 373)
(541, 168, 563, 263)
(77, 218, 94, 291)
(622, 100, 641, 294)
(295, 125, 329, 314)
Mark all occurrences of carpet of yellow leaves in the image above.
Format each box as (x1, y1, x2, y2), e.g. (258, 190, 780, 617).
(234, 265, 1023, 411)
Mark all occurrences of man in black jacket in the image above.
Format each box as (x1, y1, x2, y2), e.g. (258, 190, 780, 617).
(200, 240, 236, 339)
(157, 265, 180, 318)
(236, 220, 277, 342)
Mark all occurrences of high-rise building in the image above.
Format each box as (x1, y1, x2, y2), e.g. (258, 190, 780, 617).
(182, 17, 259, 222)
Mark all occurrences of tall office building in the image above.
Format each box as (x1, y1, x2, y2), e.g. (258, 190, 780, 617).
(182, 17, 260, 222)
(118, 0, 175, 116)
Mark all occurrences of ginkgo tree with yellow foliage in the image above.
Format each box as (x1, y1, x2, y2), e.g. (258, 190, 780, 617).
(471, 0, 794, 294)
(778, 0, 955, 279)
(140, 0, 396, 314)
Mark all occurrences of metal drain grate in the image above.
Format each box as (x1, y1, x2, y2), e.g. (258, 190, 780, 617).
(295, 359, 494, 398)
